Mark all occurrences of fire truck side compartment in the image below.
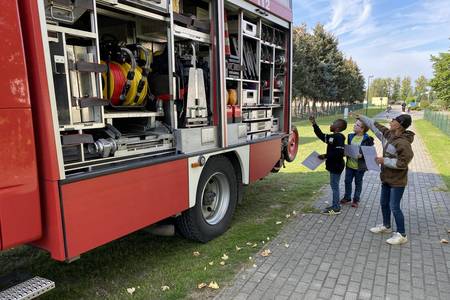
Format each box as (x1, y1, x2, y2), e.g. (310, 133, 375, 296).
(60, 158, 189, 259)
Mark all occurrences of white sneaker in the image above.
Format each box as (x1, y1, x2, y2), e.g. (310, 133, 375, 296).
(369, 224, 392, 234)
(386, 232, 408, 245)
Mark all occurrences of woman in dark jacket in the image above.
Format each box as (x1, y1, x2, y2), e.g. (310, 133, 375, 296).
(357, 113, 414, 245)
(341, 119, 374, 208)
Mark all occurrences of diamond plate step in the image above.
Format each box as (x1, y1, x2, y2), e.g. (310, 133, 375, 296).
(0, 277, 55, 300)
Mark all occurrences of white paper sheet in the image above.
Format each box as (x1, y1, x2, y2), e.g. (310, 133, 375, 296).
(361, 146, 381, 172)
(301, 151, 325, 170)
(344, 144, 360, 159)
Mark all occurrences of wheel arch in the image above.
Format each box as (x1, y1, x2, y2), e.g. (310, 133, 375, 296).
(187, 146, 249, 208)
(221, 151, 245, 204)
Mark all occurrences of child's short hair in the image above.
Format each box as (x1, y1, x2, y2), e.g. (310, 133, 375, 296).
(336, 119, 347, 131)
(356, 118, 369, 133)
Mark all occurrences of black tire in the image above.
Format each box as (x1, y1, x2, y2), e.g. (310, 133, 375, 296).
(176, 156, 238, 243)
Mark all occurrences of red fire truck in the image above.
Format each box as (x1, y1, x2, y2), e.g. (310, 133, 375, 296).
(0, 0, 297, 297)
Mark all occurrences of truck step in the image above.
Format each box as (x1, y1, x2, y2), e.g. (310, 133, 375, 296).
(0, 277, 55, 300)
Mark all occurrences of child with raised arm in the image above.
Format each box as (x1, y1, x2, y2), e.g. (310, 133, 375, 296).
(309, 116, 347, 215)
(355, 113, 414, 245)
(340, 119, 374, 208)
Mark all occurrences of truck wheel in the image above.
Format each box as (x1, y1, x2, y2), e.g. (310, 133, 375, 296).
(176, 156, 237, 242)
(283, 126, 299, 162)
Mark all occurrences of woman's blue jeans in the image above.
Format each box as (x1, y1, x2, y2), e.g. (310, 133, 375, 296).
(380, 183, 406, 235)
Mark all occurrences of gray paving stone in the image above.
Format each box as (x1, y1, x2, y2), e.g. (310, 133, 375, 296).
(216, 112, 450, 300)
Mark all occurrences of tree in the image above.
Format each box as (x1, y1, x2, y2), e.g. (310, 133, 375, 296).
(430, 51, 450, 109)
(392, 77, 401, 102)
(369, 78, 389, 99)
(400, 77, 412, 100)
(414, 75, 428, 96)
(292, 24, 365, 116)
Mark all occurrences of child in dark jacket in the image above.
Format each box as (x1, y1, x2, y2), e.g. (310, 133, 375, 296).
(341, 119, 374, 208)
(309, 116, 347, 215)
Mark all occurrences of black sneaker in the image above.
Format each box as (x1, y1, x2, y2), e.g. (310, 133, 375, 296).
(321, 207, 341, 215)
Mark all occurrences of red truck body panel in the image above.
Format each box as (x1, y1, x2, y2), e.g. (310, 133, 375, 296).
(248, 0, 292, 21)
(0, 1, 41, 250)
(249, 138, 282, 182)
(13, 0, 67, 260)
(61, 159, 189, 258)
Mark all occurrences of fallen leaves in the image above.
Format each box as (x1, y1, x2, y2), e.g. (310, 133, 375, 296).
(208, 261, 214, 266)
(285, 214, 291, 218)
(220, 261, 225, 266)
(284, 243, 290, 248)
(276, 221, 282, 225)
(235, 245, 242, 251)
(198, 281, 220, 290)
(193, 251, 200, 256)
(221, 254, 229, 260)
(161, 286, 170, 291)
(441, 239, 449, 244)
(198, 283, 207, 289)
(126, 287, 136, 295)
(261, 249, 272, 257)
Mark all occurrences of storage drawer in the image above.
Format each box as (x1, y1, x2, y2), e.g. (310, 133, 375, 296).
(247, 120, 271, 132)
(119, 0, 168, 13)
(244, 109, 269, 120)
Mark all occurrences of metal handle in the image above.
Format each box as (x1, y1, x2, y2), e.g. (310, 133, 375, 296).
(53, 55, 66, 75)
(50, 3, 75, 23)
(255, 8, 269, 17)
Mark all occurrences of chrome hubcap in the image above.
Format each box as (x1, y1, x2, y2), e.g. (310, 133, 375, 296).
(201, 172, 230, 225)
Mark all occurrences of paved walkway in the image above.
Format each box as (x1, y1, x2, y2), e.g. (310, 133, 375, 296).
(217, 112, 450, 300)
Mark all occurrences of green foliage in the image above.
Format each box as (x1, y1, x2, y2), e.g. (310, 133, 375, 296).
(414, 75, 429, 96)
(369, 75, 430, 103)
(430, 51, 450, 110)
(401, 76, 412, 100)
(415, 119, 450, 189)
(392, 77, 401, 102)
(292, 24, 365, 107)
(420, 99, 430, 109)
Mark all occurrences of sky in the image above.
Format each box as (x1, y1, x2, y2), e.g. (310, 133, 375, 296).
(292, 0, 450, 82)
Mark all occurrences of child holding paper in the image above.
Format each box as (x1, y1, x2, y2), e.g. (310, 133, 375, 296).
(355, 113, 414, 245)
(309, 116, 347, 215)
(341, 119, 374, 208)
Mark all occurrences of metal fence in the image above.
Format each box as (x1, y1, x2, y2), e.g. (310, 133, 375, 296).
(293, 103, 364, 120)
(424, 110, 450, 136)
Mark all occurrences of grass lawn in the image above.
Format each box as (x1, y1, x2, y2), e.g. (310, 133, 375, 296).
(414, 119, 450, 190)
(0, 108, 383, 300)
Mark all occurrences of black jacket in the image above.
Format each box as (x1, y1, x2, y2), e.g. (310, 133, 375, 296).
(347, 133, 375, 171)
(313, 124, 345, 174)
